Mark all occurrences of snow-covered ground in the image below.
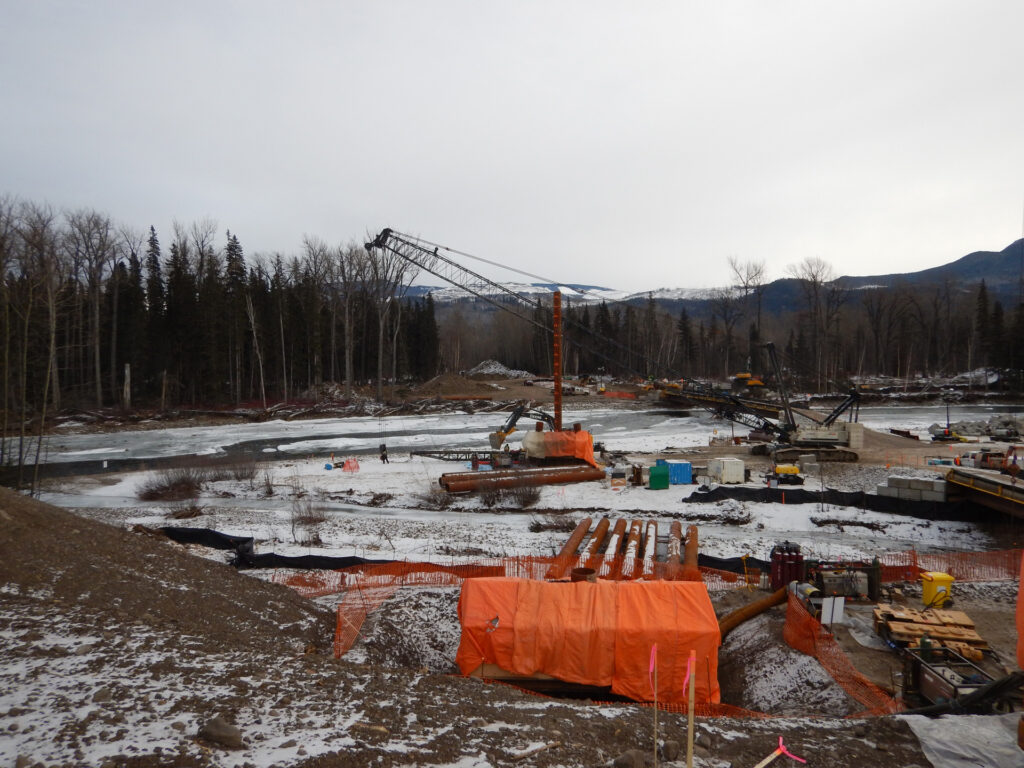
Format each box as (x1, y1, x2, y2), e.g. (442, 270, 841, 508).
(7, 405, 1022, 767)
(38, 402, 1002, 565)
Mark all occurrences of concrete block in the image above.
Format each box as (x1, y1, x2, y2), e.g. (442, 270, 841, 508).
(931, 480, 948, 492)
(897, 488, 922, 501)
(910, 478, 934, 491)
(876, 485, 899, 497)
(845, 423, 865, 449)
(920, 490, 946, 502)
(888, 476, 911, 488)
(802, 463, 820, 475)
(798, 454, 817, 464)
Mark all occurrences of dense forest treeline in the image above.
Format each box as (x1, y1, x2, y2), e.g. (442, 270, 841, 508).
(4, 196, 1024, 459)
(441, 255, 1024, 393)
(0, 198, 443, 473)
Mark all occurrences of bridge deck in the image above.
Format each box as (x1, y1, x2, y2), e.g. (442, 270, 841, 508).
(945, 466, 1024, 519)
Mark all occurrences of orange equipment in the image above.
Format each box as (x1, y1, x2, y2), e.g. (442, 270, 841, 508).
(455, 577, 721, 705)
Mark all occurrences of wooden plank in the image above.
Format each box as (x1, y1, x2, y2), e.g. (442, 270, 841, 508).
(884, 620, 984, 645)
(929, 609, 975, 628)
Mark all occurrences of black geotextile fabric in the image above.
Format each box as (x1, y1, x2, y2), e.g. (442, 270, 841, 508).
(232, 550, 394, 570)
(681, 486, 973, 521)
(159, 526, 393, 570)
(698, 553, 771, 573)
(161, 526, 255, 553)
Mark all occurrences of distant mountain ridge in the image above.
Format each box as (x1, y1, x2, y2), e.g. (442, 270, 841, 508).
(407, 238, 1024, 312)
(838, 238, 1024, 292)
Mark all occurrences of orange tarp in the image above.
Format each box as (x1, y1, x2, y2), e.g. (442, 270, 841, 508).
(455, 578, 721, 705)
(522, 430, 597, 467)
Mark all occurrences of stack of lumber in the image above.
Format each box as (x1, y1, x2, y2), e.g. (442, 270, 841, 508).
(872, 604, 988, 651)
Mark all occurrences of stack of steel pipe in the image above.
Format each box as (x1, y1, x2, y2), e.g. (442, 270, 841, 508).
(438, 464, 604, 493)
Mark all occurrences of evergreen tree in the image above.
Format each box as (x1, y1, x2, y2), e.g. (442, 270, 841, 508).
(975, 280, 989, 366)
(164, 240, 197, 401)
(224, 231, 247, 401)
(143, 226, 167, 391)
(676, 307, 693, 370)
(116, 253, 146, 399)
(592, 301, 617, 374)
(990, 300, 1006, 368)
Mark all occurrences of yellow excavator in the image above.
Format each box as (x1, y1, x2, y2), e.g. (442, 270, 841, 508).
(488, 402, 557, 449)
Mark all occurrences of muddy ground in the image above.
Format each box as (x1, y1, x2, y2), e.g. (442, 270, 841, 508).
(1, 487, 945, 768)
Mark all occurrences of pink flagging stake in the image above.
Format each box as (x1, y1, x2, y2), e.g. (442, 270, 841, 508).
(751, 736, 806, 768)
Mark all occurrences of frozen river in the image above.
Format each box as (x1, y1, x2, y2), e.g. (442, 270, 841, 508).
(25, 401, 1024, 479)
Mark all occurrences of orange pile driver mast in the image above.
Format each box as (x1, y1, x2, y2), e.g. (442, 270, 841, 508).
(552, 290, 562, 431)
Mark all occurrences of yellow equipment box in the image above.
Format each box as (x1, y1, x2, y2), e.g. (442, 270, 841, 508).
(920, 571, 954, 608)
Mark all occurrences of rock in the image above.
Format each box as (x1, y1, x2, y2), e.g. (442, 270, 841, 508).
(91, 687, 112, 703)
(853, 724, 867, 738)
(660, 740, 680, 761)
(170, 721, 186, 732)
(198, 715, 244, 749)
(612, 749, 645, 768)
(695, 744, 712, 759)
(15, 757, 31, 768)
(279, 739, 297, 748)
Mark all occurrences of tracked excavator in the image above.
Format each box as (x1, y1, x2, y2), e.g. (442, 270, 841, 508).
(488, 402, 556, 449)
(760, 342, 862, 463)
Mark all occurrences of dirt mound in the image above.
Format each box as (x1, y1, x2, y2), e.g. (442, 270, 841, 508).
(414, 373, 498, 396)
(465, 360, 534, 379)
(0, 486, 331, 656)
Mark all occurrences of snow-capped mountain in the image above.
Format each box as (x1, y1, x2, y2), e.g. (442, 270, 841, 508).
(405, 282, 712, 305)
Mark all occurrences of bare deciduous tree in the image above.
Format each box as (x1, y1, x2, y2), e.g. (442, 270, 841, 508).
(65, 209, 118, 407)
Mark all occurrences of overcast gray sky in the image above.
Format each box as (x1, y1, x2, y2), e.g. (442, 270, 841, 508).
(3, 1, 1023, 291)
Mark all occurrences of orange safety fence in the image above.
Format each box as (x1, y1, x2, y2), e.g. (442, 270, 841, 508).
(782, 592, 901, 716)
(603, 390, 638, 399)
(878, 548, 1022, 583)
(269, 547, 1020, 709)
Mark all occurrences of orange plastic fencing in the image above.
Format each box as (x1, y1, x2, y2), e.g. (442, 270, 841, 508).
(270, 547, 1019, 700)
(782, 592, 901, 716)
(878, 548, 1022, 583)
(603, 390, 638, 399)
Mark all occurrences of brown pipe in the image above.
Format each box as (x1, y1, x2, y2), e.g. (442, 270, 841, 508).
(439, 465, 604, 493)
(545, 517, 592, 580)
(621, 520, 644, 579)
(599, 518, 628, 578)
(641, 521, 658, 580)
(583, 517, 611, 570)
(665, 521, 683, 580)
(681, 524, 701, 581)
(718, 587, 788, 641)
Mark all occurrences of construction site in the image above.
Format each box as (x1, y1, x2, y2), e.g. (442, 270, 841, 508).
(2, 230, 1023, 767)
